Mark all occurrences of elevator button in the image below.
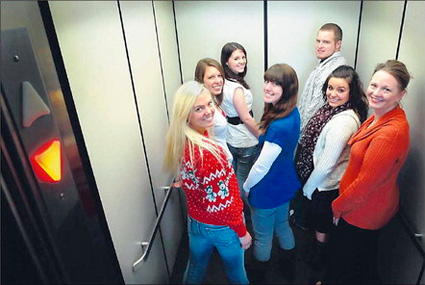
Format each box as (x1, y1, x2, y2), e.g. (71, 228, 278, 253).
(30, 139, 62, 183)
(22, 81, 50, 127)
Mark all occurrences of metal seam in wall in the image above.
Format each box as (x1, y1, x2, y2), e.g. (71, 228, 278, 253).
(354, 1, 363, 70)
(151, 0, 189, 274)
(152, 1, 170, 124)
(171, 0, 189, 230)
(395, 1, 408, 60)
(263, 1, 268, 71)
(116, 1, 170, 279)
(172, 1, 184, 84)
(149, 2, 171, 278)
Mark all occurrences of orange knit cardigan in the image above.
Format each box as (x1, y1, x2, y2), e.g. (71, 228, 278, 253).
(332, 107, 410, 230)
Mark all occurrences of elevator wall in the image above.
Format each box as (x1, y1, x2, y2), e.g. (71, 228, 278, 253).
(48, 1, 183, 284)
(3, 1, 423, 284)
(49, 0, 425, 283)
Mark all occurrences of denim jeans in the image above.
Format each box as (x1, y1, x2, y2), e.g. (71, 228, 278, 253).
(227, 144, 259, 200)
(250, 202, 295, 261)
(183, 217, 249, 284)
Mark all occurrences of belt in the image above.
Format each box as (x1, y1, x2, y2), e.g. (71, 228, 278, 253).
(227, 110, 254, 125)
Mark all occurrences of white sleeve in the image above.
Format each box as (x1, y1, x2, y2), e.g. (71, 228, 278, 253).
(243, 141, 282, 193)
(302, 116, 357, 199)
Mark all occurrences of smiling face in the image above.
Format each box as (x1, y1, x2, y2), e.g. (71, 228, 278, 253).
(188, 90, 215, 134)
(315, 30, 341, 60)
(366, 70, 406, 117)
(202, 66, 224, 96)
(326, 77, 350, 108)
(226, 49, 246, 74)
(263, 80, 283, 105)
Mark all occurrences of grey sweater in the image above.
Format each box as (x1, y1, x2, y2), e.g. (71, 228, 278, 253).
(298, 51, 347, 133)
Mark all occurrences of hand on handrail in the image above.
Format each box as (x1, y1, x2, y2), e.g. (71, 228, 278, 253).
(172, 180, 182, 188)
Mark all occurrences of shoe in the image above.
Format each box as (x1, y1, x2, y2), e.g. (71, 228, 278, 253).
(277, 247, 296, 283)
(306, 241, 328, 271)
(246, 258, 269, 284)
(308, 278, 323, 285)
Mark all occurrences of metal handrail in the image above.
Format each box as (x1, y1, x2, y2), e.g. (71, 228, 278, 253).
(397, 211, 425, 285)
(398, 211, 425, 258)
(132, 184, 174, 271)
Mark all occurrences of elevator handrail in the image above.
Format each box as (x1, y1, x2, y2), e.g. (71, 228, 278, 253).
(397, 210, 425, 284)
(132, 184, 174, 271)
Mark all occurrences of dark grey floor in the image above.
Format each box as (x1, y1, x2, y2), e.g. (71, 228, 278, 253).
(170, 206, 322, 284)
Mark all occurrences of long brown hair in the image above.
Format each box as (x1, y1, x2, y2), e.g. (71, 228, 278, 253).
(258, 64, 299, 133)
(194, 58, 225, 106)
(220, 42, 250, 89)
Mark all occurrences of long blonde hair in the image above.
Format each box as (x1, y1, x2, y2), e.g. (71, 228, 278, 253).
(164, 81, 225, 177)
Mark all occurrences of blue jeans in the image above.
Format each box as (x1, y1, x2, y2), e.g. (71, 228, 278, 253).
(227, 144, 259, 200)
(183, 217, 249, 284)
(250, 202, 295, 261)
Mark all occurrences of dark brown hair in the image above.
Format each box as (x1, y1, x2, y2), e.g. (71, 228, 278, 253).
(322, 65, 369, 122)
(259, 64, 298, 133)
(220, 42, 250, 89)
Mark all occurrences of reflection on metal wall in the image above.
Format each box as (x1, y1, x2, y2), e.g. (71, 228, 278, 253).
(1, 2, 123, 283)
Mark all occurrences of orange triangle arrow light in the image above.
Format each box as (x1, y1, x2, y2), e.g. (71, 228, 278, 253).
(30, 139, 62, 183)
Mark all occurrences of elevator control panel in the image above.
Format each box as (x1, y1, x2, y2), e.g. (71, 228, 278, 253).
(1, 27, 78, 229)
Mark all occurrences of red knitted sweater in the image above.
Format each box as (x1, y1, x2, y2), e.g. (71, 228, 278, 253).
(332, 107, 410, 230)
(180, 137, 246, 237)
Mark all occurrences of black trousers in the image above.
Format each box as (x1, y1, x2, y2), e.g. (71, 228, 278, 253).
(325, 218, 381, 284)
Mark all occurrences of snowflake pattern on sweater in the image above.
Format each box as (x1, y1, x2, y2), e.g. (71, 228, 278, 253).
(180, 140, 246, 237)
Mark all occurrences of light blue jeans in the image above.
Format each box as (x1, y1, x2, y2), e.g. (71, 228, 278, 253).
(250, 202, 295, 261)
(183, 217, 249, 284)
(227, 144, 259, 201)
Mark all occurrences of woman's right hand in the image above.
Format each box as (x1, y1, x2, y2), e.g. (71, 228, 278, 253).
(239, 231, 252, 250)
(333, 216, 340, 226)
(172, 180, 182, 188)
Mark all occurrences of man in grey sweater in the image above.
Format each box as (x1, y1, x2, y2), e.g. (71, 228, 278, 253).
(298, 23, 347, 134)
(292, 23, 347, 231)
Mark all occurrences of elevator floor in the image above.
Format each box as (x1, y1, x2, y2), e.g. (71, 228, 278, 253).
(170, 209, 322, 284)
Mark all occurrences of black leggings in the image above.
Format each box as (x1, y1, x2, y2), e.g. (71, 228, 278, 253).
(325, 218, 381, 284)
(310, 189, 338, 233)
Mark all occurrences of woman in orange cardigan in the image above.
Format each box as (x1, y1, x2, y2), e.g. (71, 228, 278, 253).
(326, 60, 412, 284)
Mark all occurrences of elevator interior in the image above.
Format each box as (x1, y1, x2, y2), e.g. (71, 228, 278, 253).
(1, 1, 424, 284)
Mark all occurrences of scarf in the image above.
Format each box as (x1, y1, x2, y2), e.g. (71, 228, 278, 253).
(295, 102, 352, 184)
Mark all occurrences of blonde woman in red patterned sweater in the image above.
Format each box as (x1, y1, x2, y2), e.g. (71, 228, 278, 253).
(325, 60, 411, 284)
(165, 81, 252, 284)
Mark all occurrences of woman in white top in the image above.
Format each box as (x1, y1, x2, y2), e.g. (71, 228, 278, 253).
(194, 58, 233, 163)
(220, 42, 260, 198)
(295, 65, 368, 281)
